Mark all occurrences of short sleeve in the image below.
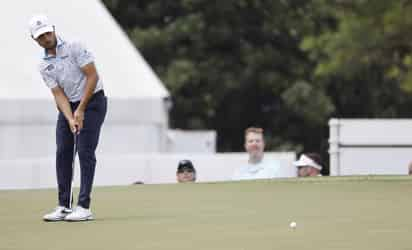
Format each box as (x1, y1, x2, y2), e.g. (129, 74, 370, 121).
(71, 42, 95, 67)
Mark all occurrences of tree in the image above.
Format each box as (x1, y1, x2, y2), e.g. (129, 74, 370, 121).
(302, 0, 412, 118)
(103, 0, 335, 156)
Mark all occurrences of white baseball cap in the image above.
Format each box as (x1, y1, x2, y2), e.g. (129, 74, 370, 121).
(28, 14, 54, 39)
(293, 154, 322, 170)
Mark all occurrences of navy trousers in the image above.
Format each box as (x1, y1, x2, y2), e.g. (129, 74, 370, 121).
(56, 90, 107, 209)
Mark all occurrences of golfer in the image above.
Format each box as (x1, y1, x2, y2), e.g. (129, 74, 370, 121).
(29, 14, 107, 221)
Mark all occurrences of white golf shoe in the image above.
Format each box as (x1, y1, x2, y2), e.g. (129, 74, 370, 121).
(64, 206, 93, 221)
(43, 206, 72, 221)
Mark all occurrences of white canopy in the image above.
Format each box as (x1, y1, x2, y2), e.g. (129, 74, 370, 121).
(0, 0, 169, 100)
(0, 0, 170, 159)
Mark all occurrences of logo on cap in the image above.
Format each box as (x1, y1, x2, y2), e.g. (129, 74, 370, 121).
(36, 21, 42, 26)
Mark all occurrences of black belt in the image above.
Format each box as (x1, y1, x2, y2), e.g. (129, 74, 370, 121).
(93, 89, 105, 98)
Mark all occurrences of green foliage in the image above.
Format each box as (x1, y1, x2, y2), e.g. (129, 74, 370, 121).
(304, 1, 412, 83)
(102, 0, 412, 162)
(103, 0, 334, 152)
(301, 0, 412, 122)
(281, 81, 334, 124)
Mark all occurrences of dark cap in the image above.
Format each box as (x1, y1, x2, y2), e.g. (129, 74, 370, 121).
(177, 159, 195, 173)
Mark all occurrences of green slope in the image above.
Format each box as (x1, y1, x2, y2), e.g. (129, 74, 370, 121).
(1, 176, 411, 250)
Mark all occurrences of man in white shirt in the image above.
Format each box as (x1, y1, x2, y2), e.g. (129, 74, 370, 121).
(29, 14, 107, 222)
(232, 127, 280, 180)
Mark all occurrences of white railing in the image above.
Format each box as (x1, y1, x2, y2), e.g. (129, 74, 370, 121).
(329, 118, 412, 176)
(0, 152, 296, 189)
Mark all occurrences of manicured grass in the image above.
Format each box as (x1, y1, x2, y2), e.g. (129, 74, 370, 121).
(1, 176, 411, 250)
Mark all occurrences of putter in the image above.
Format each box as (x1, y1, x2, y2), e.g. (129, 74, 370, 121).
(69, 131, 79, 210)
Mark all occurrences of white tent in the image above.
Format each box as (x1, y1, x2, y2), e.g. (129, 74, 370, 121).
(0, 0, 170, 160)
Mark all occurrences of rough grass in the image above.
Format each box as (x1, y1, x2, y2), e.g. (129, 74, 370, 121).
(1, 176, 411, 250)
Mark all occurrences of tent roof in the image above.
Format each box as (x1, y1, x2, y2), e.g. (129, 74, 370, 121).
(0, 0, 169, 100)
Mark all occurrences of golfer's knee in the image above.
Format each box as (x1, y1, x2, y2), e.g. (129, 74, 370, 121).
(77, 147, 96, 164)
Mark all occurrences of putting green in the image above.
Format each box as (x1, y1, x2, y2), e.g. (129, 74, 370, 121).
(1, 176, 411, 250)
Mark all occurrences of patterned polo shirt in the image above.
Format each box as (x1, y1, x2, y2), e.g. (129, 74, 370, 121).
(39, 36, 103, 102)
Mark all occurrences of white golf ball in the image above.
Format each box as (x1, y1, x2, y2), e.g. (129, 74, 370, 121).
(289, 221, 297, 229)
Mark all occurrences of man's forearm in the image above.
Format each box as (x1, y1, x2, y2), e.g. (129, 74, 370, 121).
(53, 89, 73, 121)
(77, 74, 97, 111)
(78, 63, 99, 111)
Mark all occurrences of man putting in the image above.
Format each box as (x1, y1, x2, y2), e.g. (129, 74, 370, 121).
(29, 14, 107, 221)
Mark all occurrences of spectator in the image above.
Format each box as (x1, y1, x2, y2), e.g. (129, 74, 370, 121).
(232, 127, 280, 180)
(294, 153, 323, 177)
(408, 162, 412, 175)
(177, 160, 196, 183)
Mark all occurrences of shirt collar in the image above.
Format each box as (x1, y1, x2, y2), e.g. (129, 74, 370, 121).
(43, 36, 65, 59)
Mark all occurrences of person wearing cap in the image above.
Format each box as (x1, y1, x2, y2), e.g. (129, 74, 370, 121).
(29, 14, 107, 221)
(293, 153, 323, 177)
(176, 160, 197, 183)
(232, 127, 280, 181)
